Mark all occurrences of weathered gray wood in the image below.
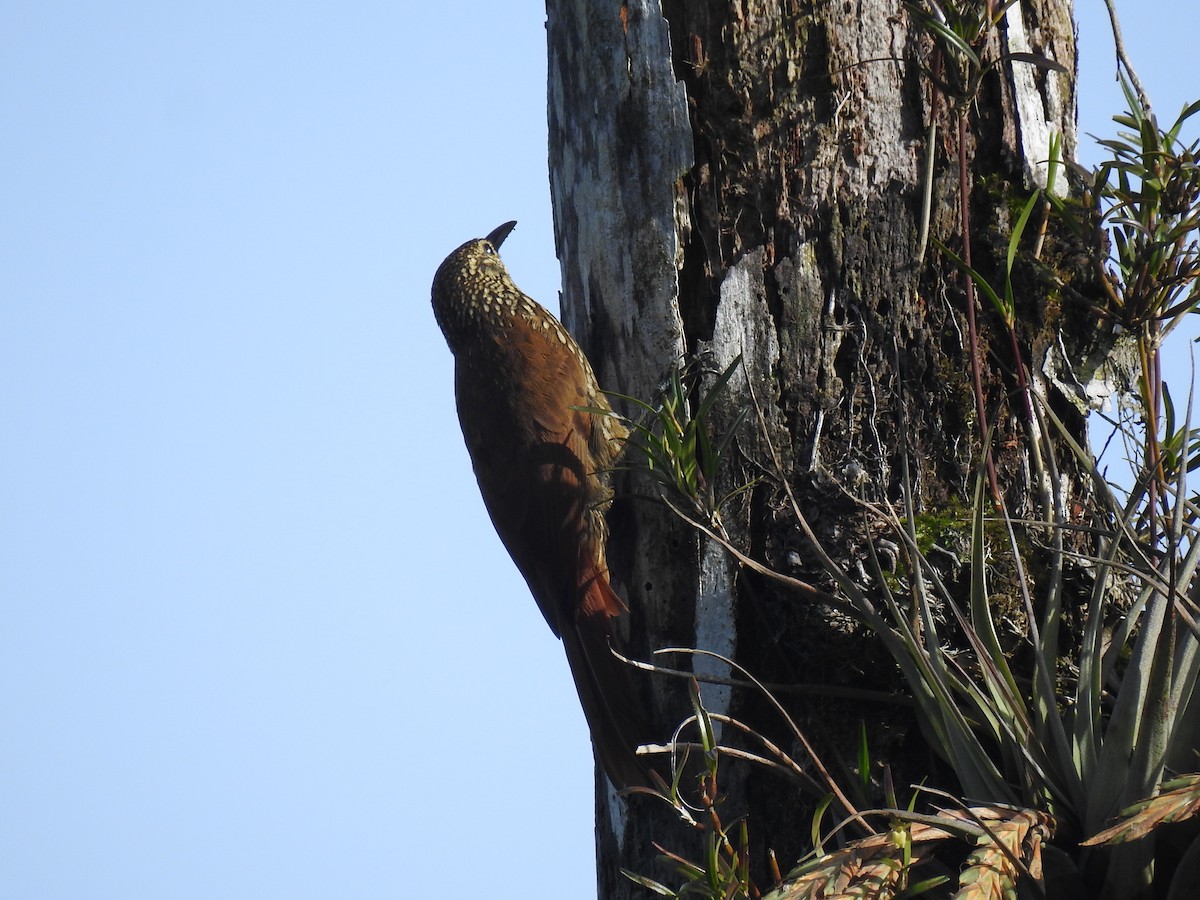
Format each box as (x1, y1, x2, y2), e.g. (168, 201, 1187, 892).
(547, 2, 697, 884)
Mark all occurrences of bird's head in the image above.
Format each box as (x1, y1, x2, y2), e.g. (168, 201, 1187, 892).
(431, 221, 521, 351)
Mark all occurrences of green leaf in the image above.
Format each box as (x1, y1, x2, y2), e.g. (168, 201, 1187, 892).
(1001, 51, 1069, 75)
(857, 721, 871, 796)
(810, 794, 834, 856)
(620, 870, 676, 896)
(933, 237, 1011, 324)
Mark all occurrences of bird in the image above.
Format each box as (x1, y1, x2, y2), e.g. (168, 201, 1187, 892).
(431, 221, 653, 790)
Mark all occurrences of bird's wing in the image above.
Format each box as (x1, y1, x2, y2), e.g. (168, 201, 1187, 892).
(454, 333, 612, 635)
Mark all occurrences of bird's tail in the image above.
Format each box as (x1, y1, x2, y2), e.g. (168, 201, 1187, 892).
(560, 570, 657, 791)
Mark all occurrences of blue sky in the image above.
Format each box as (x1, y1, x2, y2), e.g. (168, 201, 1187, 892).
(1, 3, 1194, 898)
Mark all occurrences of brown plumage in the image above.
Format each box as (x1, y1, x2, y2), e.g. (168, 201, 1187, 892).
(431, 221, 652, 789)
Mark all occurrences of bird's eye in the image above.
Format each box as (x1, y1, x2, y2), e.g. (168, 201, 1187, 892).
(483, 243, 496, 255)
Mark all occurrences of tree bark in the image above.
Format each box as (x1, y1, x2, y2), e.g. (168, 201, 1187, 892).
(547, 1, 1105, 895)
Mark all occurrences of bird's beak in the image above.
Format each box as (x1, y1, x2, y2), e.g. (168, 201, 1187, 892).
(486, 220, 518, 250)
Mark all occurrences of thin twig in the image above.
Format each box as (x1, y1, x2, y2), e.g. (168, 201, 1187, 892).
(613, 647, 913, 705)
(665, 646, 873, 835)
(1102, 0, 1152, 113)
(653, 739, 810, 789)
(659, 494, 844, 609)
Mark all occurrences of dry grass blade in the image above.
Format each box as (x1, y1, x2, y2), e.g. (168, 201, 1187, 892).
(1082, 773, 1200, 846)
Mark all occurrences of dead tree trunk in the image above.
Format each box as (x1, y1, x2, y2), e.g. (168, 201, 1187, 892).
(547, 1, 1106, 895)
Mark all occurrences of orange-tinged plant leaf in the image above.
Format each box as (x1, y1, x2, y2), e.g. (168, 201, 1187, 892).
(765, 806, 1053, 899)
(767, 826, 947, 899)
(951, 807, 1053, 900)
(1082, 773, 1200, 846)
